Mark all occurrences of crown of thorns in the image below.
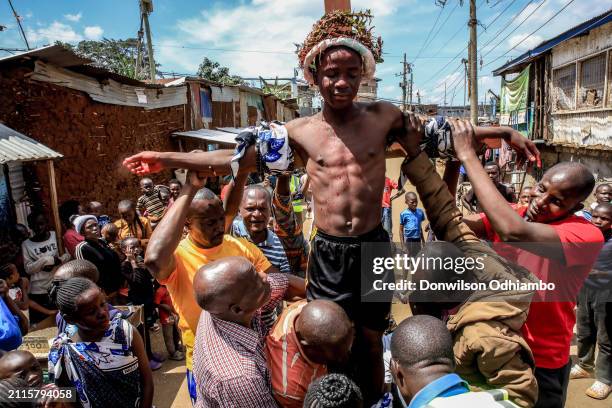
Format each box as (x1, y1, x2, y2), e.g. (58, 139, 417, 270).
(298, 10, 384, 71)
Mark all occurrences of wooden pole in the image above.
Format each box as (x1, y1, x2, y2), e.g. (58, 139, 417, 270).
(47, 160, 64, 255)
(324, 0, 351, 13)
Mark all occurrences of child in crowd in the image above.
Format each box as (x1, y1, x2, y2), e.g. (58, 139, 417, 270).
(115, 199, 153, 249)
(137, 178, 166, 227)
(303, 373, 363, 408)
(167, 179, 182, 207)
(591, 183, 611, 211)
(49, 277, 153, 408)
(87, 201, 111, 230)
(153, 284, 185, 361)
(399, 192, 425, 254)
(101, 223, 123, 260)
(0, 264, 29, 320)
(120, 237, 163, 370)
(571, 202, 612, 400)
(22, 212, 70, 328)
(517, 186, 532, 208)
(0, 350, 44, 388)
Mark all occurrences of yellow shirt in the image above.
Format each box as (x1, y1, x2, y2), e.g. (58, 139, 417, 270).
(113, 217, 153, 241)
(159, 235, 272, 369)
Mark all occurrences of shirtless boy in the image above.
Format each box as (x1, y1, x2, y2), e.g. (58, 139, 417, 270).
(124, 11, 539, 403)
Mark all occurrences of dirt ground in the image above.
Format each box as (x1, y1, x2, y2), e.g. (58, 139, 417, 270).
(149, 301, 610, 407)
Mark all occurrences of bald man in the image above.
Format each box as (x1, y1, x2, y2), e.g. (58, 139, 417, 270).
(266, 299, 353, 407)
(192, 256, 305, 408)
(448, 121, 605, 408)
(391, 316, 521, 407)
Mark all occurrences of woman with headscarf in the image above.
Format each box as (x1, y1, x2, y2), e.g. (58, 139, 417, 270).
(73, 215, 122, 301)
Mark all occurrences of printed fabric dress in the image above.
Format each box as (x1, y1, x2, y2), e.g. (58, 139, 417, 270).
(48, 314, 142, 408)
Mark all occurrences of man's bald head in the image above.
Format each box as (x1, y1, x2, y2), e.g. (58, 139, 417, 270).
(241, 185, 271, 206)
(187, 188, 225, 248)
(193, 256, 270, 323)
(296, 300, 353, 365)
(391, 315, 454, 370)
(545, 162, 595, 202)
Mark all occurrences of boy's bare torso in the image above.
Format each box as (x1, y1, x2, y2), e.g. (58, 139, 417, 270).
(287, 102, 401, 237)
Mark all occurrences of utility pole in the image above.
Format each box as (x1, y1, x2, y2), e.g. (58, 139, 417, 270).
(462, 58, 468, 118)
(140, 0, 156, 83)
(444, 81, 447, 107)
(468, 0, 478, 124)
(409, 68, 413, 111)
(7, 0, 30, 50)
(402, 53, 408, 112)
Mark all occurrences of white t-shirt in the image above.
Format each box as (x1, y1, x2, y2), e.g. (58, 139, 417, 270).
(22, 232, 59, 294)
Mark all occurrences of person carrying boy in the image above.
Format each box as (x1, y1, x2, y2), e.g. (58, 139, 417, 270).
(123, 11, 539, 403)
(449, 120, 604, 407)
(192, 256, 305, 408)
(390, 315, 521, 408)
(266, 299, 354, 407)
(137, 178, 166, 227)
(142, 171, 281, 404)
(571, 202, 612, 400)
(398, 124, 538, 406)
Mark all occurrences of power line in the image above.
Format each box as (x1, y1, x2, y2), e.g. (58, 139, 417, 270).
(7, 0, 30, 50)
(413, 2, 446, 62)
(478, 0, 535, 54)
(480, 0, 545, 59)
(484, 0, 598, 69)
(413, 1, 460, 62)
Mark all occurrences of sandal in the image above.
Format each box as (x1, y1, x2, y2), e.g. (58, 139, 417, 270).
(569, 364, 591, 380)
(585, 381, 611, 400)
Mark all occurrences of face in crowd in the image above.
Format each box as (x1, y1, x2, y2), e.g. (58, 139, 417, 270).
(484, 163, 501, 184)
(140, 178, 155, 196)
(240, 187, 272, 238)
(405, 193, 418, 212)
(187, 190, 225, 249)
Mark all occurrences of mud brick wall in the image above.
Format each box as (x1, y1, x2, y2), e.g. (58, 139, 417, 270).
(0, 65, 186, 219)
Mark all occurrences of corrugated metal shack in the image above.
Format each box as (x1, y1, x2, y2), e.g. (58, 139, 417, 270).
(0, 45, 187, 220)
(493, 10, 612, 179)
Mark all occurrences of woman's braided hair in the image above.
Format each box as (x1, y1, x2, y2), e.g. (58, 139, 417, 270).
(303, 373, 363, 408)
(55, 277, 98, 317)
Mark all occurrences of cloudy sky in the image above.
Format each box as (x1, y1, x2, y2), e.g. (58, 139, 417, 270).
(1, 0, 609, 105)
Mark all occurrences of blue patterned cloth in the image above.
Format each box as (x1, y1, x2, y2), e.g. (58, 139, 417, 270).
(48, 314, 142, 408)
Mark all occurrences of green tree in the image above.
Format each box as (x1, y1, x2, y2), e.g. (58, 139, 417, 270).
(58, 39, 157, 80)
(196, 57, 243, 85)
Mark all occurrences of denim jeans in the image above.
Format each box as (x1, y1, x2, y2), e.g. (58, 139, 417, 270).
(381, 207, 393, 239)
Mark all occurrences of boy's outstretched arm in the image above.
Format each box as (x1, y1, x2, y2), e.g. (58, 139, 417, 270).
(124, 146, 257, 176)
(450, 119, 566, 261)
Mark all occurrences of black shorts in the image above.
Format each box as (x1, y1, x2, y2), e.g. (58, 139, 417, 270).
(307, 224, 393, 332)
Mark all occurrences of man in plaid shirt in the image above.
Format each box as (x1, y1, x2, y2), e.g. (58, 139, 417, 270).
(192, 256, 305, 407)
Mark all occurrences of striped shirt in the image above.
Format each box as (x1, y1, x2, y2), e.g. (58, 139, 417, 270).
(231, 219, 291, 274)
(137, 188, 165, 219)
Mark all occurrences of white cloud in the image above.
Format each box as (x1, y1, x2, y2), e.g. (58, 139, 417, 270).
(84, 26, 104, 40)
(64, 12, 82, 22)
(27, 21, 82, 45)
(507, 34, 544, 52)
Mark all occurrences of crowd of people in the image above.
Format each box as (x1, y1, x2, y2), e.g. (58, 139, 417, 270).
(0, 10, 611, 408)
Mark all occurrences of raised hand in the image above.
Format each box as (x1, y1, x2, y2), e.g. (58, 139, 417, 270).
(123, 151, 165, 175)
(187, 170, 208, 191)
(397, 112, 424, 157)
(448, 118, 478, 160)
(505, 129, 541, 169)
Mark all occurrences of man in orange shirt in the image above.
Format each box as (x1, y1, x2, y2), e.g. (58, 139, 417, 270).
(266, 299, 353, 408)
(144, 171, 277, 405)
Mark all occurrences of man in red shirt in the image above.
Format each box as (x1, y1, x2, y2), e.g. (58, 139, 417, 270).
(448, 120, 604, 408)
(381, 176, 399, 239)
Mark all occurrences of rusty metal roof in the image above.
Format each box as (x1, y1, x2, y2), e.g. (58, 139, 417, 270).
(0, 124, 63, 164)
(0, 44, 91, 67)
